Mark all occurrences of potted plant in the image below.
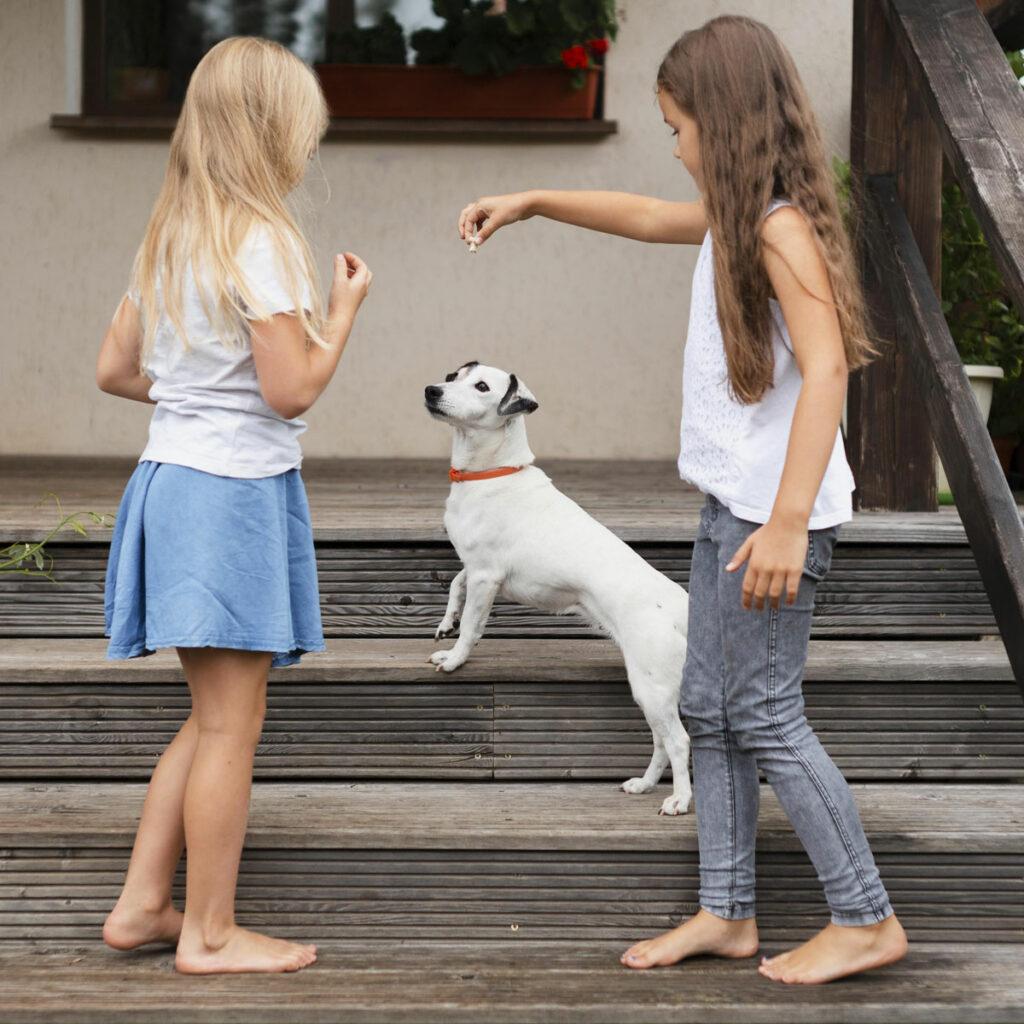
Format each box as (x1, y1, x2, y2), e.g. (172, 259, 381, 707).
(314, 0, 617, 120)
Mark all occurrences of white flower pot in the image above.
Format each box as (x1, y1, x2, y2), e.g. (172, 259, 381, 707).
(935, 364, 1005, 494)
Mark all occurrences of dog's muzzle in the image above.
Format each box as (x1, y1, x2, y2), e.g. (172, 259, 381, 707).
(424, 384, 446, 416)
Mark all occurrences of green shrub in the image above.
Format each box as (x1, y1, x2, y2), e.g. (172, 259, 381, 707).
(940, 179, 1024, 436)
(325, 11, 408, 65)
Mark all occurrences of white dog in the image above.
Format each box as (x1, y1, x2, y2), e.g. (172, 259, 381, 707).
(424, 362, 692, 814)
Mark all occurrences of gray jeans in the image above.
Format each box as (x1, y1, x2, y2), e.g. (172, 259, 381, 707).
(680, 494, 894, 927)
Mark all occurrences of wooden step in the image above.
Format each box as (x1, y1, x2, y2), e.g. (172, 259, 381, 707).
(1, 781, 1021, 945)
(1, 941, 1022, 1023)
(0, 639, 1019, 782)
(0, 540, 1001, 640)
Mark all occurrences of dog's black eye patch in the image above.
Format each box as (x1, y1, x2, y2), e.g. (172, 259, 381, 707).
(475, 381, 490, 392)
(444, 360, 479, 384)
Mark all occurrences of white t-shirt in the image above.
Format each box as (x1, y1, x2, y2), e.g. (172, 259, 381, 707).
(677, 198, 855, 529)
(136, 224, 314, 478)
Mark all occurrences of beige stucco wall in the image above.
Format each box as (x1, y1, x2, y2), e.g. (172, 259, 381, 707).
(0, 0, 852, 462)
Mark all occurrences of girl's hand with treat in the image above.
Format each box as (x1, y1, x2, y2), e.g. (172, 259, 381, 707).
(458, 193, 534, 250)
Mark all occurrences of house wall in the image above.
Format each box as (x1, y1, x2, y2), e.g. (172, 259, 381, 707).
(0, 0, 852, 462)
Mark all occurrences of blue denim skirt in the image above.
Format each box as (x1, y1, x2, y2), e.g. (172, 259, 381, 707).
(104, 461, 326, 668)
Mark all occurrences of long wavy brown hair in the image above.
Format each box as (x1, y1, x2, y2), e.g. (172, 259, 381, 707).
(657, 16, 875, 404)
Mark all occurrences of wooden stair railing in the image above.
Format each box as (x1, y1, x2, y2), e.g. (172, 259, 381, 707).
(863, 175, 1024, 692)
(852, 0, 1024, 689)
(883, 0, 1024, 322)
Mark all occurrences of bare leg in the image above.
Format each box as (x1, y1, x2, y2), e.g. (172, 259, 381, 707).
(173, 648, 317, 975)
(103, 693, 198, 949)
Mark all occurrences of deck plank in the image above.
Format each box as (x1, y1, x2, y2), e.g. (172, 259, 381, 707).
(1, 784, 1021, 946)
(0, 638, 1013, 683)
(0, 941, 1021, 1023)
(0, 640, 1017, 782)
(1, 456, 1018, 544)
(2, 782, 1020, 852)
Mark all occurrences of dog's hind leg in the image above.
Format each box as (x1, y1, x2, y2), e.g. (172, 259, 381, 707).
(435, 569, 466, 641)
(651, 701, 692, 816)
(429, 573, 499, 673)
(621, 739, 670, 796)
(621, 659, 693, 815)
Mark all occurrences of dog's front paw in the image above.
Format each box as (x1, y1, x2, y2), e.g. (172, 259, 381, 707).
(659, 791, 693, 816)
(428, 649, 466, 673)
(620, 777, 656, 795)
(433, 617, 460, 642)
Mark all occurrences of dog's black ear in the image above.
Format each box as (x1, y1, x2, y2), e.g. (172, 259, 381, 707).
(498, 373, 539, 417)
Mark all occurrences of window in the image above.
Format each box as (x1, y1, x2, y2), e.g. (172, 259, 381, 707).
(73, 0, 615, 133)
(82, 0, 338, 115)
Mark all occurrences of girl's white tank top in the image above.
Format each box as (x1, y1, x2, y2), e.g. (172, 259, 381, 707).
(677, 197, 855, 529)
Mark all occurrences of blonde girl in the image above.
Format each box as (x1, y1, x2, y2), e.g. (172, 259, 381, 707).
(457, 16, 907, 985)
(97, 37, 371, 974)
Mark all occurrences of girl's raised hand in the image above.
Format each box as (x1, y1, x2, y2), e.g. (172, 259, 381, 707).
(329, 252, 372, 320)
(458, 193, 532, 249)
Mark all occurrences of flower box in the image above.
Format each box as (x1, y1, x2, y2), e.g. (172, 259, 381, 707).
(313, 64, 599, 120)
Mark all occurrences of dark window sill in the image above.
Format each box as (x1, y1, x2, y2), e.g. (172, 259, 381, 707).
(50, 113, 618, 141)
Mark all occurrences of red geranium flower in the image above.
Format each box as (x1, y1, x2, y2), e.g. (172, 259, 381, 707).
(560, 44, 589, 70)
(587, 37, 610, 54)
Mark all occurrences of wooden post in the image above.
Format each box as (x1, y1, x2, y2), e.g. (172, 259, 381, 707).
(848, 0, 943, 510)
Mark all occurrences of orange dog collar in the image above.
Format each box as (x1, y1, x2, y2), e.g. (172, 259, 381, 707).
(449, 465, 524, 483)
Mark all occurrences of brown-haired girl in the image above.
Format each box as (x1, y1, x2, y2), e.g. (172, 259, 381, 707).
(456, 15, 907, 985)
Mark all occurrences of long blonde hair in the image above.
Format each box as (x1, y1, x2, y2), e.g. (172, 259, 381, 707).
(657, 16, 875, 404)
(130, 36, 329, 365)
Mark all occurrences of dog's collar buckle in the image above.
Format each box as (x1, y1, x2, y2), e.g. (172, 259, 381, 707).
(449, 465, 524, 483)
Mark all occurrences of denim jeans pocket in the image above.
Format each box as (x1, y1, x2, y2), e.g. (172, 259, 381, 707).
(804, 525, 839, 581)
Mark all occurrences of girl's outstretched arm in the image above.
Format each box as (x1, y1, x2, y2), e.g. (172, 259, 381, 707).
(726, 206, 849, 610)
(250, 252, 372, 421)
(458, 191, 707, 247)
(96, 295, 155, 404)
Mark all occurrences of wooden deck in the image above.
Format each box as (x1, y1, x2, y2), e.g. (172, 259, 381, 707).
(1, 455, 1016, 544)
(1, 455, 1022, 1020)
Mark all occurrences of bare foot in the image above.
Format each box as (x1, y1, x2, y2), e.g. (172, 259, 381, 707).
(175, 925, 317, 975)
(758, 915, 908, 984)
(621, 909, 759, 969)
(103, 896, 184, 950)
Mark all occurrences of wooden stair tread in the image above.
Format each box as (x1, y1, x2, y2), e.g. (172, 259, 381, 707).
(2, 455, 1021, 544)
(0, 941, 1021, 1023)
(2, 782, 1021, 851)
(0, 637, 1014, 683)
